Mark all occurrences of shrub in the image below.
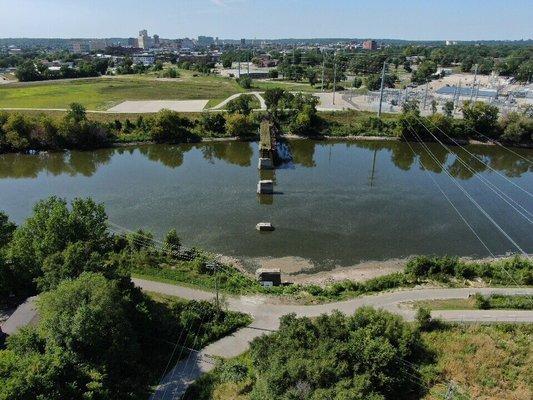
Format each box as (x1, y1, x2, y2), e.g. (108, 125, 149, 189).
(416, 307, 433, 331)
(148, 109, 192, 143)
(237, 76, 252, 89)
(474, 293, 490, 309)
(226, 113, 255, 138)
(197, 113, 226, 136)
(226, 95, 254, 115)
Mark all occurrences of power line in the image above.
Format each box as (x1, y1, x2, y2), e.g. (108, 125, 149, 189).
(404, 119, 529, 257)
(403, 139, 494, 257)
(411, 114, 533, 224)
(413, 114, 533, 199)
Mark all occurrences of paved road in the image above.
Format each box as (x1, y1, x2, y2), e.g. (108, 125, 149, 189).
(210, 92, 267, 110)
(1, 296, 39, 335)
(134, 279, 533, 399)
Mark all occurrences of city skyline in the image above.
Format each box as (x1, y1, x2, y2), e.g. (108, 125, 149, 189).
(1, 0, 532, 41)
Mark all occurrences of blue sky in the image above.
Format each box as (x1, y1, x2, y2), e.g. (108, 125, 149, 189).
(1, 0, 532, 40)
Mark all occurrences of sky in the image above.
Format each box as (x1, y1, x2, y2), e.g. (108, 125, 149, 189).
(0, 0, 532, 41)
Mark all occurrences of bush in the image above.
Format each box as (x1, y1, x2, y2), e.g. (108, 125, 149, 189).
(236, 76, 252, 89)
(197, 112, 226, 136)
(148, 109, 193, 143)
(474, 293, 490, 309)
(462, 101, 499, 137)
(416, 307, 433, 331)
(248, 308, 427, 399)
(499, 112, 533, 143)
(226, 113, 255, 138)
(226, 94, 254, 116)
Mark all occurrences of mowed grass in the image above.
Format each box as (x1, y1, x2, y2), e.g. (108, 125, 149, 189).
(0, 72, 244, 110)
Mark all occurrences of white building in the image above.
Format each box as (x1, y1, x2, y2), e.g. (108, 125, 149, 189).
(138, 30, 149, 50)
(132, 53, 155, 66)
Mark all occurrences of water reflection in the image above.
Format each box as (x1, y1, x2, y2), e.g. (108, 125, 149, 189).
(201, 141, 253, 167)
(0, 149, 114, 179)
(0, 140, 531, 180)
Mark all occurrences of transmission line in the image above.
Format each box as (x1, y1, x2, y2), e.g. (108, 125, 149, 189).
(404, 119, 529, 257)
(411, 114, 533, 223)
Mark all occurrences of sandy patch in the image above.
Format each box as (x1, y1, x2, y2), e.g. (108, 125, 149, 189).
(107, 100, 208, 113)
(290, 258, 405, 285)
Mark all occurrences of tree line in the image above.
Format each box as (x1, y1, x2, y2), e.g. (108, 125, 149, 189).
(15, 58, 109, 82)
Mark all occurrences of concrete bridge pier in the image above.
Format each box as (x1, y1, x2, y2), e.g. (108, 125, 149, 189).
(257, 180, 274, 194)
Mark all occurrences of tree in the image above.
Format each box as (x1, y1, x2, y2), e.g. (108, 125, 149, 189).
(0, 211, 17, 249)
(248, 308, 427, 399)
(226, 95, 253, 116)
(430, 99, 438, 115)
(461, 58, 474, 73)
(268, 69, 278, 79)
(263, 88, 287, 111)
(462, 101, 499, 136)
(443, 100, 454, 117)
(15, 60, 41, 82)
(149, 109, 192, 143)
(236, 75, 252, 89)
(352, 76, 363, 88)
(197, 112, 226, 135)
(365, 73, 395, 91)
(412, 60, 437, 84)
(226, 114, 255, 138)
(66, 103, 86, 124)
(499, 112, 533, 143)
(164, 229, 181, 253)
(306, 67, 318, 86)
(8, 197, 111, 292)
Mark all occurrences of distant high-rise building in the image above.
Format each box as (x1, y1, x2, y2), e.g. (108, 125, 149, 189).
(198, 36, 215, 47)
(153, 34, 160, 47)
(363, 40, 377, 50)
(138, 29, 149, 49)
(240, 38, 246, 46)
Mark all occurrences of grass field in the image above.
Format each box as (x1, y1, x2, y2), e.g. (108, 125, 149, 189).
(423, 324, 532, 400)
(0, 69, 324, 111)
(0, 71, 245, 110)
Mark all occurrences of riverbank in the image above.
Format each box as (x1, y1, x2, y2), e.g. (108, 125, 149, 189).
(1, 105, 533, 155)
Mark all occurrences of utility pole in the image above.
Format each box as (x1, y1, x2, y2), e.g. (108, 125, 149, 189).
(377, 60, 387, 117)
(247, 60, 250, 76)
(470, 64, 478, 101)
(321, 54, 326, 92)
(207, 262, 220, 314)
(423, 80, 429, 110)
(332, 61, 338, 105)
(238, 59, 241, 78)
(456, 80, 462, 109)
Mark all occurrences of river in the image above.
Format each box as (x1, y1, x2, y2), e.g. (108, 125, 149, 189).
(0, 139, 531, 274)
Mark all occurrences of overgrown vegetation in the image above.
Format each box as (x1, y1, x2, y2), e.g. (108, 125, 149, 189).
(186, 308, 431, 400)
(187, 322, 533, 400)
(473, 293, 533, 310)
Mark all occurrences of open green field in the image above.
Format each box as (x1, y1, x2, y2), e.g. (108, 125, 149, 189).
(0, 71, 245, 110)
(0, 68, 324, 111)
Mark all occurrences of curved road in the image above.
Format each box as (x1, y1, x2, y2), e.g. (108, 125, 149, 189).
(134, 279, 533, 400)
